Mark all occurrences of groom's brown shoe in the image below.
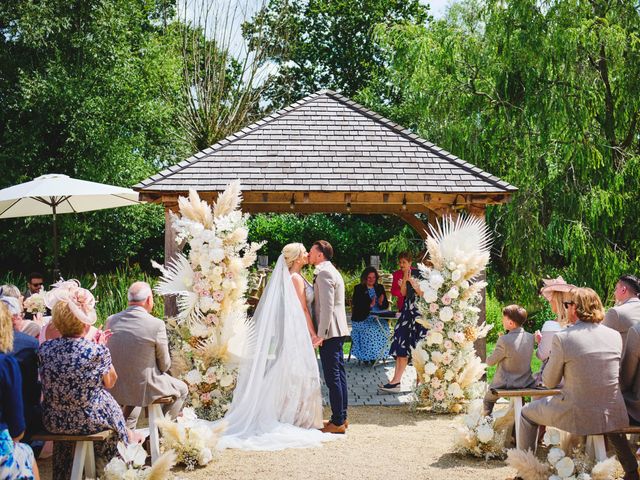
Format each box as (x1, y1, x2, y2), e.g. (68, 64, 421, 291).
(323, 419, 349, 428)
(320, 422, 346, 434)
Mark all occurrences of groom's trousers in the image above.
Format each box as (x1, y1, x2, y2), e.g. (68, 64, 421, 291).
(319, 336, 348, 426)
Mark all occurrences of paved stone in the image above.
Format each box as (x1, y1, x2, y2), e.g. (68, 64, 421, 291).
(317, 357, 417, 407)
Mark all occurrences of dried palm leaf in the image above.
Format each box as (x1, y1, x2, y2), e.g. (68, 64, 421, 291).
(428, 215, 492, 267)
(458, 355, 486, 388)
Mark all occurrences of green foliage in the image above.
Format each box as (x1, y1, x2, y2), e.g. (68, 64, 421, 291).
(485, 293, 503, 344)
(0, 0, 186, 275)
(0, 264, 164, 326)
(247, 213, 409, 271)
(243, 0, 430, 108)
(361, 0, 640, 307)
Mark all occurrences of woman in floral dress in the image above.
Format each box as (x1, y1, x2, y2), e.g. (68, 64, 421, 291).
(380, 253, 426, 393)
(38, 287, 129, 480)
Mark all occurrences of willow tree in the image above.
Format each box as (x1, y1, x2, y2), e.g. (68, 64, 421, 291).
(361, 0, 640, 305)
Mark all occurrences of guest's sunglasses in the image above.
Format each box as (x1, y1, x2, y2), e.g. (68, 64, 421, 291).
(31, 282, 43, 287)
(562, 301, 575, 309)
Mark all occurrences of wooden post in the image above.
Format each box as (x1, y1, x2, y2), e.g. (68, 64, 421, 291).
(164, 204, 179, 318)
(468, 204, 488, 362)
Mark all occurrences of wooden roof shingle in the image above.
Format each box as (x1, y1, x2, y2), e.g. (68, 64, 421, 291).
(135, 90, 516, 194)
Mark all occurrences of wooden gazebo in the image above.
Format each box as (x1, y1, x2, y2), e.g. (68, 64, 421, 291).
(135, 90, 517, 355)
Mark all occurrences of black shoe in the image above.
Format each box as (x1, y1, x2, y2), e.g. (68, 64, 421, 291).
(378, 382, 401, 393)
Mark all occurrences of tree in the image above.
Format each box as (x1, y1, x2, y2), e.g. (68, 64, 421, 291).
(243, 0, 431, 108)
(0, 0, 186, 275)
(362, 0, 640, 305)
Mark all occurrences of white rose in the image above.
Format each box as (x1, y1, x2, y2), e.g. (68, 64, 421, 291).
(431, 351, 443, 364)
(547, 447, 565, 466)
(543, 428, 562, 447)
(429, 271, 444, 289)
(460, 280, 470, 290)
(424, 362, 437, 375)
(198, 447, 213, 465)
(184, 369, 203, 385)
(210, 248, 225, 263)
(555, 457, 575, 478)
(444, 369, 455, 381)
(198, 296, 216, 313)
(448, 261, 457, 270)
(426, 331, 444, 346)
(448, 287, 459, 299)
(476, 423, 494, 443)
(576, 474, 591, 480)
(439, 306, 454, 322)
(451, 270, 462, 282)
(219, 374, 234, 387)
(423, 288, 438, 303)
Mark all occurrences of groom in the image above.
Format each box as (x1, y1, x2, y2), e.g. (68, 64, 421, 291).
(309, 240, 350, 434)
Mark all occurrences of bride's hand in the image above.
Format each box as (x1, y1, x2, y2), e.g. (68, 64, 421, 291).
(311, 335, 323, 347)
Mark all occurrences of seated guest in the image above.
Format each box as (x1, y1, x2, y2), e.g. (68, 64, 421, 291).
(1, 287, 40, 337)
(22, 273, 46, 321)
(39, 287, 129, 480)
(483, 305, 535, 415)
(107, 282, 188, 428)
(603, 274, 640, 350)
(619, 307, 640, 426)
(0, 302, 40, 480)
(351, 267, 390, 364)
(518, 288, 638, 480)
(390, 252, 416, 311)
(1, 297, 42, 444)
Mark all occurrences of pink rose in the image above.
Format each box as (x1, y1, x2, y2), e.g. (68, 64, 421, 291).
(205, 313, 219, 326)
(433, 389, 446, 401)
(213, 291, 225, 302)
(434, 321, 445, 332)
(226, 272, 234, 279)
(430, 377, 441, 389)
(429, 303, 439, 313)
(442, 295, 452, 305)
(444, 340, 453, 350)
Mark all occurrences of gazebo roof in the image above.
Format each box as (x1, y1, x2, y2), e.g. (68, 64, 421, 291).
(135, 90, 516, 201)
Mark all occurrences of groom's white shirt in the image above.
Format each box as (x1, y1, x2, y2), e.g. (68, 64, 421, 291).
(313, 260, 349, 340)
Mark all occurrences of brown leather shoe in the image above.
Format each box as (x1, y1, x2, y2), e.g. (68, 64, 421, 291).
(323, 419, 349, 428)
(320, 422, 346, 434)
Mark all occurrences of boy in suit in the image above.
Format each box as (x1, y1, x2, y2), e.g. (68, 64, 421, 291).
(483, 304, 535, 415)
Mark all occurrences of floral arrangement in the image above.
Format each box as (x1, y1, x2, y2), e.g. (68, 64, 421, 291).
(23, 293, 46, 314)
(506, 428, 622, 480)
(411, 215, 493, 413)
(154, 181, 263, 420)
(453, 399, 513, 459)
(104, 441, 176, 479)
(156, 408, 224, 470)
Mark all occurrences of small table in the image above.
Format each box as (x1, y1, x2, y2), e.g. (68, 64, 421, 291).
(370, 311, 399, 366)
(491, 387, 562, 449)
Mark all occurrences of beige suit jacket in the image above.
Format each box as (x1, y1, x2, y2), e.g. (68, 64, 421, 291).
(486, 327, 535, 389)
(603, 297, 640, 351)
(524, 321, 628, 435)
(106, 306, 183, 406)
(620, 322, 640, 422)
(313, 262, 349, 340)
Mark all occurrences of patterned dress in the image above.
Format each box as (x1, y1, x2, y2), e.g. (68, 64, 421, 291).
(351, 287, 391, 362)
(389, 270, 427, 358)
(38, 338, 128, 480)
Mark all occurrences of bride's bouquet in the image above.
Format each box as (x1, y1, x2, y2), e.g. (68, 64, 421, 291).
(412, 215, 492, 413)
(154, 181, 263, 420)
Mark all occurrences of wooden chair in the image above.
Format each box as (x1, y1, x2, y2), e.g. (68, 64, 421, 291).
(122, 395, 174, 465)
(587, 425, 640, 462)
(32, 430, 112, 480)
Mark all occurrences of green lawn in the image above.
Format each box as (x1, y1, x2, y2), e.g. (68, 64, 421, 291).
(485, 341, 542, 383)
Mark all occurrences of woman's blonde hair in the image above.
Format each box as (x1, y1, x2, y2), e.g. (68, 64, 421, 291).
(53, 301, 86, 337)
(571, 287, 605, 323)
(550, 290, 572, 326)
(0, 302, 14, 353)
(282, 243, 306, 268)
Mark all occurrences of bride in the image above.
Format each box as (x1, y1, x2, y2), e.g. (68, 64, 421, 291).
(210, 243, 332, 450)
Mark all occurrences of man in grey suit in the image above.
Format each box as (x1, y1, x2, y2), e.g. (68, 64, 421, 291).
(106, 282, 188, 428)
(309, 240, 350, 434)
(518, 288, 638, 480)
(603, 274, 640, 350)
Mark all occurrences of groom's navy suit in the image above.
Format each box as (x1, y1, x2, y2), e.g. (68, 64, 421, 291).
(313, 261, 350, 426)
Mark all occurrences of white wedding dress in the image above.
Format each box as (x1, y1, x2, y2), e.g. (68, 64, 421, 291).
(203, 255, 332, 450)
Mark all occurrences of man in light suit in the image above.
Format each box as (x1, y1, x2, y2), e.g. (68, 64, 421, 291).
(106, 282, 188, 428)
(603, 274, 640, 350)
(518, 288, 638, 480)
(309, 240, 350, 434)
(483, 305, 535, 415)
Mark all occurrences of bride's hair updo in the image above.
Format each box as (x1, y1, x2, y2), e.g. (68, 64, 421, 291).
(282, 243, 306, 268)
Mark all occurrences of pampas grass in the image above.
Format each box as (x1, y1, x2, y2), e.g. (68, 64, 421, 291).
(147, 450, 177, 480)
(506, 448, 551, 480)
(179, 189, 214, 228)
(213, 180, 242, 218)
(457, 355, 486, 389)
(591, 456, 622, 480)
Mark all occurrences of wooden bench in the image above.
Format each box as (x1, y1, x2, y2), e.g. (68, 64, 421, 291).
(32, 430, 112, 480)
(491, 388, 562, 449)
(122, 395, 174, 465)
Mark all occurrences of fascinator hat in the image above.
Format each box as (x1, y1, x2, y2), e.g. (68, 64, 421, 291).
(540, 276, 576, 302)
(0, 295, 21, 315)
(45, 279, 97, 325)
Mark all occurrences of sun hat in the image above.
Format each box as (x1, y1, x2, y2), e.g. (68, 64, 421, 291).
(45, 280, 97, 325)
(541, 320, 562, 332)
(540, 276, 576, 302)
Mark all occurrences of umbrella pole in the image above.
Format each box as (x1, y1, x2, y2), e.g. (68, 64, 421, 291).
(52, 203, 60, 280)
